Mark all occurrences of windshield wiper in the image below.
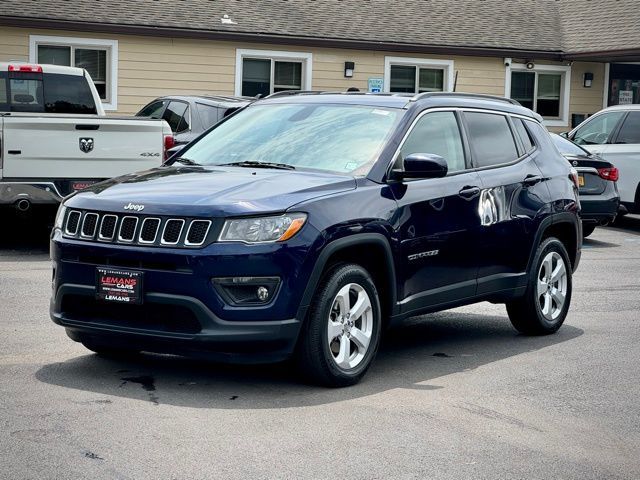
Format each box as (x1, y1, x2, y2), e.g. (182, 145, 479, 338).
(219, 161, 295, 170)
(172, 157, 201, 166)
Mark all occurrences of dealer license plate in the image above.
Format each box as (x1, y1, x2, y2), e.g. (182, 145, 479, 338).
(96, 267, 144, 305)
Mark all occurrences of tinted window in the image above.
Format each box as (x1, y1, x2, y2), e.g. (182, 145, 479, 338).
(137, 100, 167, 118)
(400, 111, 466, 173)
(513, 118, 535, 153)
(176, 106, 190, 133)
(572, 112, 625, 145)
(616, 111, 640, 144)
(196, 103, 221, 129)
(162, 101, 189, 133)
(465, 112, 519, 167)
(550, 133, 591, 156)
(6, 73, 96, 114)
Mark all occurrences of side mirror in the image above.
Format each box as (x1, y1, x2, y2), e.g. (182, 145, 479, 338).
(392, 153, 448, 180)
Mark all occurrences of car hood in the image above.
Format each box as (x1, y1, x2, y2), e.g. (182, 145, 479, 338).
(67, 166, 357, 216)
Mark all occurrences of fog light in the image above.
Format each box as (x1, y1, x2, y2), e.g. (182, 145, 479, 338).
(211, 276, 280, 306)
(257, 286, 269, 302)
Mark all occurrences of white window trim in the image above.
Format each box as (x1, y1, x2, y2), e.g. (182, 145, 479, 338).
(235, 49, 312, 96)
(505, 63, 571, 127)
(383, 56, 455, 94)
(29, 35, 118, 111)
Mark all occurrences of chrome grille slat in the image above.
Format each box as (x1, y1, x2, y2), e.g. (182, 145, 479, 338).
(185, 220, 212, 246)
(80, 213, 99, 238)
(139, 218, 161, 244)
(63, 210, 210, 248)
(65, 210, 81, 235)
(118, 216, 139, 242)
(161, 219, 185, 245)
(99, 215, 118, 240)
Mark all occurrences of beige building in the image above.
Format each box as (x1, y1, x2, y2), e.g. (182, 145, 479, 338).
(1, 0, 639, 132)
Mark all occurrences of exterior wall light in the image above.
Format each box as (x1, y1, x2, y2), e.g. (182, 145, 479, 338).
(344, 61, 355, 78)
(583, 72, 594, 88)
(526, 61, 535, 70)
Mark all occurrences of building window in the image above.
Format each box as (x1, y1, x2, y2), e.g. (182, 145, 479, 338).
(384, 57, 454, 94)
(235, 49, 312, 97)
(506, 64, 571, 127)
(29, 35, 118, 110)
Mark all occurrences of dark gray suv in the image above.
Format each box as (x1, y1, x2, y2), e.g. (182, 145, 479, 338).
(136, 95, 252, 146)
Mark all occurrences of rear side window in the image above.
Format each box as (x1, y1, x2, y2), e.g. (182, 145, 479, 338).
(3, 72, 97, 114)
(513, 118, 535, 153)
(196, 103, 221, 129)
(615, 111, 640, 144)
(400, 111, 466, 173)
(464, 112, 519, 167)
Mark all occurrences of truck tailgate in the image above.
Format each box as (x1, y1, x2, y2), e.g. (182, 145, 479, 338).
(2, 116, 167, 178)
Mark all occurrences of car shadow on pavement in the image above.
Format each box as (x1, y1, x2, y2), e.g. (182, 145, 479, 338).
(606, 214, 640, 236)
(35, 311, 583, 409)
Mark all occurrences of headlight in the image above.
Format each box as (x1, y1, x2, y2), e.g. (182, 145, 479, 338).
(54, 203, 67, 230)
(219, 213, 307, 243)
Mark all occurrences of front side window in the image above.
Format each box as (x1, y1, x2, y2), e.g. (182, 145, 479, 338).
(182, 104, 402, 175)
(400, 111, 466, 173)
(465, 112, 519, 167)
(137, 100, 168, 118)
(572, 112, 626, 145)
(162, 101, 190, 133)
(616, 111, 640, 144)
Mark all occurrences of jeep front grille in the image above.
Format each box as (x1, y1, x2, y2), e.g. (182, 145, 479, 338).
(62, 210, 214, 248)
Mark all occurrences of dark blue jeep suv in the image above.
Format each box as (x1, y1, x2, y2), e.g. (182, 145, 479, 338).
(51, 92, 581, 386)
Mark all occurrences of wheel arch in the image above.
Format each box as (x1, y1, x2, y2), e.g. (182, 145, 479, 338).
(297, 233, 398, 325)
(528, 213, 581, 273)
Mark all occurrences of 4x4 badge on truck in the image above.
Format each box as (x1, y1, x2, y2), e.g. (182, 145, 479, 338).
(79, 137, 94, 153)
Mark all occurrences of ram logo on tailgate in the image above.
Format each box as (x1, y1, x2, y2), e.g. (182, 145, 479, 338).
(79, 137, 94, 153)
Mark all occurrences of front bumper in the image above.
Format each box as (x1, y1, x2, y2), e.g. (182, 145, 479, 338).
(50, 227, 319, 362)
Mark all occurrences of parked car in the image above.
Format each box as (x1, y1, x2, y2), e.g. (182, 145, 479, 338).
(550, 133, 619, 237)
(51, 92, 581, 387)
(0, 62, 173, 212)
(136, 95, 252, 147)
(565, 105, 640, 215)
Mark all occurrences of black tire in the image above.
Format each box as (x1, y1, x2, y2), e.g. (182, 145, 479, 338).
(507, 237, 572, 335)
(295, 263, 382, 387)
(582, 224, 596, 238)
(81, 339, 140, 357)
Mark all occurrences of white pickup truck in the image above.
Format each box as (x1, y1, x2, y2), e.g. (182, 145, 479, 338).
(0, 62, 173, 211)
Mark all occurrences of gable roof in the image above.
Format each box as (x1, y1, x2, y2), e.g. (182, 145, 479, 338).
(1, 0, 638, 59)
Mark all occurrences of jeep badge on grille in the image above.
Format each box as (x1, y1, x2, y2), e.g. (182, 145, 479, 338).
(124, 203, 145, 212)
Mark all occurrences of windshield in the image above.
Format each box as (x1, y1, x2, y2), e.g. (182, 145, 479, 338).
(551, 133, 591, 156)
(181, 103, 401, 174)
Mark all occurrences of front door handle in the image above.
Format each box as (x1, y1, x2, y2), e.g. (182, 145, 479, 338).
(523, 174, 543, 186)
(458, 186, 481, 199)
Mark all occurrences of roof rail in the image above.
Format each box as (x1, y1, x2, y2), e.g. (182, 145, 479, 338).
(410, 92, 521, 106)
(264, 90, 328, 99)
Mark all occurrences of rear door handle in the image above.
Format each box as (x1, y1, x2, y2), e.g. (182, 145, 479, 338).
(523, 175, 543, 186)
(458, 186, 481, 199)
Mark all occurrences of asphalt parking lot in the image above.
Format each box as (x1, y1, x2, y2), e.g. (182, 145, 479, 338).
(1, 214, 639, 480)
